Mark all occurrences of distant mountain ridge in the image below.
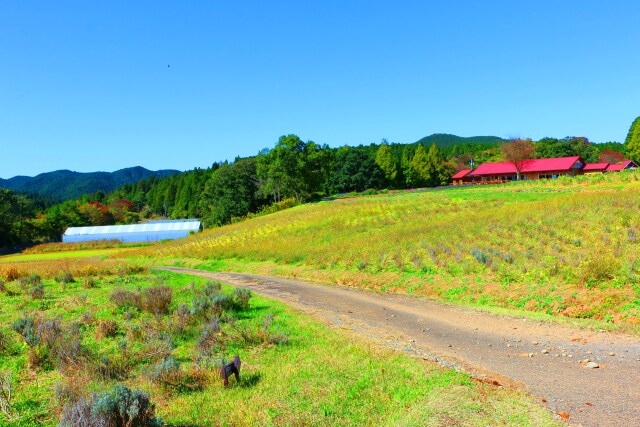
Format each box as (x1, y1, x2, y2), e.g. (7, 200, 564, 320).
(0, 166, 180, 200)
(415, 133, 507, 147)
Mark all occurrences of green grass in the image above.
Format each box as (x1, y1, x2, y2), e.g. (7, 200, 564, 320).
(133, 170, 640, 326)
(0, 271, 558, 426)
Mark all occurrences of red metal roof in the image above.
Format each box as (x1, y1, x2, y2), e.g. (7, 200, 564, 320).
(583, 162, 609, 171)
(451, 169, 473, 179)
(471, 156, 582, 176)
(605, 160, 637, 172)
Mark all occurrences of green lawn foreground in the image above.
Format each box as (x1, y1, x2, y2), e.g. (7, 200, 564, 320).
(0, 270, 558, 426)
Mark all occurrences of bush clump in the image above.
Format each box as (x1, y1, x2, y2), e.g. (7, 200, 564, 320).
(148, 355, 207, 391)
(0, 329, 12, 354)
(95, 319, 119, 340)
(141, 286, 172, 315)
(28, 283, 45, 300)
(110, 289, 142, 310)
(54, 271, 75, 285)
(230, 313, 289, 346)
(2, 266, 21, 282)
(11, 317, 40, 348)
(58, 384, 163, 427)
(20, 273, 41, 288)
(232, 288, 252, 310)
(149, 355, 182, 386)
(196, 318, 225, 356)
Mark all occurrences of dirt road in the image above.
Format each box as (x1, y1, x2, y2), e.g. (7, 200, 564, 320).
(158, 267, 640, 426)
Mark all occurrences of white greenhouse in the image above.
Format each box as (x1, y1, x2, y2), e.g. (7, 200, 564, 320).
(62, 219, 201, 243)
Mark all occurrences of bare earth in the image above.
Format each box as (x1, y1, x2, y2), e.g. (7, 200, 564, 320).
(158, 267, 640, 427)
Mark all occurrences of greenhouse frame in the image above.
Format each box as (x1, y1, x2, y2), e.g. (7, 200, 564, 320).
(62, 219, 201, 243)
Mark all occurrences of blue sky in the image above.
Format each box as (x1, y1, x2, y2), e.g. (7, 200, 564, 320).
(1, 1, 638, 178)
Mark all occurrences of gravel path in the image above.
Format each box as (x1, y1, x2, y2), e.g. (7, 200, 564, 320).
(158, 267, 640, 426)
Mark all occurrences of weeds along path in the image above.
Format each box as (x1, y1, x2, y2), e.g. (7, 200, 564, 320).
(158, 267, 640, 427)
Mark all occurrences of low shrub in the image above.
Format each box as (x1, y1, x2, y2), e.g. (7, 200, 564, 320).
(94, 356, 131, 381)
(211, 294, 234, 317)
(170, 304, 193, 335)
(0, 330, 7, 354)
(82, 277, 96, 289)
(19, 273, 41, 289)
(141, 286, 172, 315)
(95, 320, 119, 340)
(110, 289, 142, 310)
(203, 281, 222, 298)
(11, 317, 39, 348)
(149, 356, 207, 392)
(149, 355, 182, 386)
(28, 283, 45, 300)
(78, 311, 94, 326)
(0, 370, 15, 421)
(1, 266, 21, 282)
(58, 384, 163, 427)
(230, 313, 289, 346)
(196, 318, 225, 356)
(38, 318, 63, 348)
(232, 288, 252, 310)
(54, 271, 75, 285)
(43, 321, 86, 373)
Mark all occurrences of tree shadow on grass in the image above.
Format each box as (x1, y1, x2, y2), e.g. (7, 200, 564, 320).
(232, 305, 269, 320)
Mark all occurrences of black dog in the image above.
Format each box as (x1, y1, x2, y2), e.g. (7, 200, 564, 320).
(221, 355, 241, 386)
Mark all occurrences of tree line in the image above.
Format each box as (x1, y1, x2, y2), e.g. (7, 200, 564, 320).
(1, 121, 637, 250)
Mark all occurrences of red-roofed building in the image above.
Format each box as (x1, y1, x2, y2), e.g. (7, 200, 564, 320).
(469, 156, 584, 183)
(583, 162, 610, 173)
(605, 160, 638, 172)
(451, 169, 473, 185)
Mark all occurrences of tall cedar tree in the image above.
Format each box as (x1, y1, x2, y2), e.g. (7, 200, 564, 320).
(375, 144, 399, 187)
(625, 116, 640, 163)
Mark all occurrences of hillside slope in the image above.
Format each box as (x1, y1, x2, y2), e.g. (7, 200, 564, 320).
(0, 166, 179, 200)
(415, 133, 506, 147)
(142, 171, 640, 326)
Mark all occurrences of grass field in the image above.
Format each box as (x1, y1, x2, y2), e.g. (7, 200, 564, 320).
(0, 270, 557, 426)
(135, 171, 640, 327)
(2, 171, 638, 425)
(0, 248, 131, 263)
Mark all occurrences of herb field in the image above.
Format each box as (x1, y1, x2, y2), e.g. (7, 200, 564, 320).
(140, 171, 640, 327)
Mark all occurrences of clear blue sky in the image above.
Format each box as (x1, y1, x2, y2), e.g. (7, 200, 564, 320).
(1, 1, 638, 178)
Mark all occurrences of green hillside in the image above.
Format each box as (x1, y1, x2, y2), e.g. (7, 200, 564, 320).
(415, 133, 506, 147)
(141, 171, 640, 328)
(0, 166, 179, 200)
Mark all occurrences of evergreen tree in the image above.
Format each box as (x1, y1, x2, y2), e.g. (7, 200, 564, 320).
(625, 116, 640, 163)
(425, 144, 450, 186)
(375, 144, 399, 188)
(409, 144, 430, 187)
(401, 145, 418, 187)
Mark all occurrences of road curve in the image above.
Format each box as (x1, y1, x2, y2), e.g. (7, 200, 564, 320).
(157, 267, 640, 427)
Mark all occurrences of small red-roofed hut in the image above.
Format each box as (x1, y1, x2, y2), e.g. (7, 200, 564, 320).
(451, 169, 473, 185)
(605, 160, 638, 172)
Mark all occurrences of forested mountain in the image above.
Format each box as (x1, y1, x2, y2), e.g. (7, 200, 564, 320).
(415, 133, 506, 147)
(0, 167, 179, 200)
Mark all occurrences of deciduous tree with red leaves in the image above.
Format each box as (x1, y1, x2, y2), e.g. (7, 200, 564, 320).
(501, 139, 535, 180)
